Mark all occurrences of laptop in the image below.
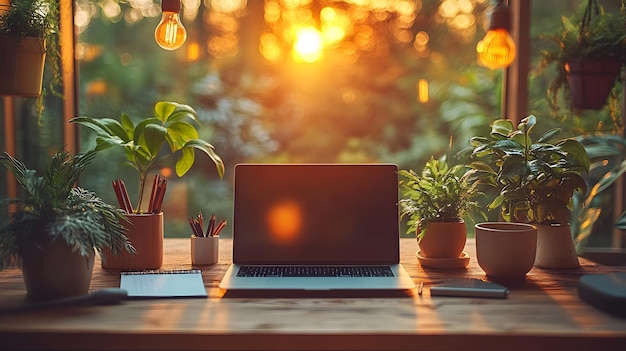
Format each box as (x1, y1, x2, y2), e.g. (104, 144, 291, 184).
(218, 163, 415, 292)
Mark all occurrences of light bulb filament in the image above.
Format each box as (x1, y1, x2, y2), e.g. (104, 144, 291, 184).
(164, 17, 179, 47)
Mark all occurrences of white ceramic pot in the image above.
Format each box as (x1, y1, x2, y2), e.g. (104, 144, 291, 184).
(191, 235, 219, 265)
(475, 222, 537, 280)
(535, 223, 580, 268)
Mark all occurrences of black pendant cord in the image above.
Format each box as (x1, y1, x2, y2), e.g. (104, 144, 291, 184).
(580, 0, 601, 39)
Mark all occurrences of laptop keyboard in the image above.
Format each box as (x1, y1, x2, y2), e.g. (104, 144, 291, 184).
(237, 265, 395, 277)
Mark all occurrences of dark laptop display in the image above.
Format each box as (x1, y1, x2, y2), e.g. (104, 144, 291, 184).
(219, 163, 415, 291)
(232, 163, 400, 265)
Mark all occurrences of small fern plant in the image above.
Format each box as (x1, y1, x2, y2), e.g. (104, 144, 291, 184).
(399, 156, 485, 240)
(0, 150, 133, 269)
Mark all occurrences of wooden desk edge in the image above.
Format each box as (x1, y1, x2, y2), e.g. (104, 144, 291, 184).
(2, 331, 626, 351)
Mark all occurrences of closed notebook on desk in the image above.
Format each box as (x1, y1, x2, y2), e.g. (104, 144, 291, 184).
(219, 163, 415, 292)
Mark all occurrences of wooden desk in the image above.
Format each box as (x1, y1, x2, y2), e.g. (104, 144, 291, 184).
(1, 238, 625, 351)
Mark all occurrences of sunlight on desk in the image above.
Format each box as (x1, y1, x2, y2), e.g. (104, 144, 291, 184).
(1, 238, 625, 351)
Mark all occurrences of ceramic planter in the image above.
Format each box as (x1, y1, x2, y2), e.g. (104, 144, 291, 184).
(418, 221, 467, 258)
(21, 237, 94, 301)
(102, 212, 164, 270)
(0, 35, 46, 97)
(566, 57, 621, 110)
(475, 222, 537, 280)
(535, 223, 580, 268)
(191, 235, 219, 265)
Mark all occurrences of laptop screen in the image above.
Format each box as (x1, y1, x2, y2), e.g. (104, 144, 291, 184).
(232, 164, 401, 265)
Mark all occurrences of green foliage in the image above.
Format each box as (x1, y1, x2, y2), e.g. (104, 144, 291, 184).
(399, 156, 486, 239)
(0, 150, 133, 269)
(571, 133, 626, 249)
(0, 0, 56, 38)
(538, 0, 626, 113)
(71, 101, 225, 213)
(468, 115, 590, 225)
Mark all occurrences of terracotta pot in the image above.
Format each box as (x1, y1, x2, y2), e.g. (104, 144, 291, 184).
(0, 35, 46, 97)
(475, 222, 537, 280)
(102, 212, 163, 270)
(21, 237, 94, 301)
(566, 58, 622, 110)
(418, 221, 467, 258)
(535, 223, 580, 268)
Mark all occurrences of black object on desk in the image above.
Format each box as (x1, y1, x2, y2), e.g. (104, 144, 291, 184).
(578, 272, 626, 318)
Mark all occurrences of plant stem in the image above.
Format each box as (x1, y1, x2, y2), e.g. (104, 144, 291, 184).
(136, 173, 147, 213)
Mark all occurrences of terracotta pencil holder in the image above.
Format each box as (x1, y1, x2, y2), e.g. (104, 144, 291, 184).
(102, 212, 164, 270)
(191, 236, 219, 265)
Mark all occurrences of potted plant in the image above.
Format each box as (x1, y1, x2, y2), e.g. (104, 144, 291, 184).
(0, 0, 61, 113)
(539, 0, 626, 111)
(468, 115, 590, 268)
(70, 101, 224, 270)
(0, 150, 133, 301)
(399, 156, 485, 268)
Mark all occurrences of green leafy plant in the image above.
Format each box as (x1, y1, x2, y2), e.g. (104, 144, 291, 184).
(70, 101, 225, 213)
(571, 133, 626, 249)
(399, 156, 485, 239)
(0, 0, 62, 118)
(468, 115, 590, 225)
(0, 150, 133, 269)
(538, 0, 626, 112)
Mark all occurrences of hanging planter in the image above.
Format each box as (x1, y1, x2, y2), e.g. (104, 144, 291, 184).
(566, 57, 621, 110)
(0, 35, 46, 97)
(0, 0, 62, 121)
(540, 0, 626, 112)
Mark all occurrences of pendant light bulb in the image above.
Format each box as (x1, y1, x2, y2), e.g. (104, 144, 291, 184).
(476, 29, 516, 69)
(476, 1, 516, 69)
(155, 0, 187, 51)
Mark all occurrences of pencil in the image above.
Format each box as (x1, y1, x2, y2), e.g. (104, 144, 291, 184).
(148, 174, 159, 213)
(206, 213, 216, 237)
(118, 179, 133, 213)
(212, 219, 227, 237)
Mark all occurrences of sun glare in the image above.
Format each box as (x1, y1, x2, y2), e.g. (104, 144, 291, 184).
(292, 27, 324, 63)
(267, 201, 303, 242)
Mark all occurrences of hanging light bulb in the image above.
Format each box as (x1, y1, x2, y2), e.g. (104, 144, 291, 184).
(476, 0, 516, 69)
(154, 0, 187, 51)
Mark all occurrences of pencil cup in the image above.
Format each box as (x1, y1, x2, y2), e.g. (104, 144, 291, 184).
(101, 212, 164, 270)
(191, 236, 219, 265)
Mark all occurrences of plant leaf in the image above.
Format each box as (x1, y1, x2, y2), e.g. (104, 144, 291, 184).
(181, 139, 225, 178)
(176, 147, 195, 176)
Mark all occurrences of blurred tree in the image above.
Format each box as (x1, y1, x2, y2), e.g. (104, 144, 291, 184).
(74, 0, 621, 238)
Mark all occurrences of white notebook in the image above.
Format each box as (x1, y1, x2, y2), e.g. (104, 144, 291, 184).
(120, 270, 208, 298)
